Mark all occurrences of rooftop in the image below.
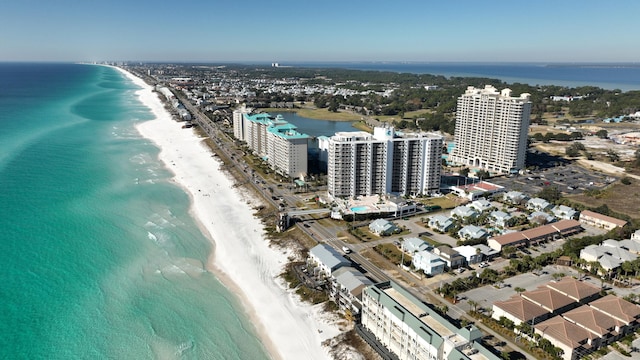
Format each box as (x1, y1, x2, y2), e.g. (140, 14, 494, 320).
(589, 294, 640, 324)
(522, 286, 575, 312)
(494, 295, 549, 322)
(535, 316, 596, 348)
(546, 277, 600, 302)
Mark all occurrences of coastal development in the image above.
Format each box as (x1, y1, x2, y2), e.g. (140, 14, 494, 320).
(121, 62, 640, 360)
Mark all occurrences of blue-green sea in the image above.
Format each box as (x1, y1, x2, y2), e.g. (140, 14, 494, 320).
(0, 63, 271, 359)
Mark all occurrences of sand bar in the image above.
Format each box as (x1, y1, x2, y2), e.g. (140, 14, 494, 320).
(113, 66, 340, 360)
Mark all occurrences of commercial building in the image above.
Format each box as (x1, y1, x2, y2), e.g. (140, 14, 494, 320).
(449, 85, 531, 174)
(360, 281, 500, 360)
(324, 127, 442, 198)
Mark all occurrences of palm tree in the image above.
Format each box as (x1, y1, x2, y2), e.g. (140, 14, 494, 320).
(468, 300, 479, 313)
(440, 304, 449, 315)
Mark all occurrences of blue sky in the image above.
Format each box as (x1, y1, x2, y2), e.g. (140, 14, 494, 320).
(1, 0, 639, 63)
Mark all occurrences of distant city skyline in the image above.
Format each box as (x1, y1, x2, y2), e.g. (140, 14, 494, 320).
(2, 1, 639, 63)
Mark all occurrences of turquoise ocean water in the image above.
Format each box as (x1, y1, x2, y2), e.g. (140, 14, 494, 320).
(0, 63, 270, 359)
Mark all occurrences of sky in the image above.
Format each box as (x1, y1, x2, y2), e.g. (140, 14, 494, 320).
(1, 0, 639, 63)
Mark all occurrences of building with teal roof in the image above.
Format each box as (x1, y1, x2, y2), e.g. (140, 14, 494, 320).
(233, 111, 310, 178)
(360, 281, 500, 360)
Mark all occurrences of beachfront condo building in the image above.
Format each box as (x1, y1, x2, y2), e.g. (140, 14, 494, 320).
(449, 85, 531, 174)
(233, 111, 309, 179)
(359, 281, 500, 360)
(232, 105, 252, 140)
(324, 127, 442, 198)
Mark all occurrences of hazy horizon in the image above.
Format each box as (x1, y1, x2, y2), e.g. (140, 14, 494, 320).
(2, 1, 639, 63)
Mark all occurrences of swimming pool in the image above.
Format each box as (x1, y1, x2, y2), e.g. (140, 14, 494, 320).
(351, 206, 368, 212)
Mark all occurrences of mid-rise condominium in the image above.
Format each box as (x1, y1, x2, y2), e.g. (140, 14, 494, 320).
(449, 85, 531, 174)
(323, 127, 442, 198)
(360, 281, 500, 360)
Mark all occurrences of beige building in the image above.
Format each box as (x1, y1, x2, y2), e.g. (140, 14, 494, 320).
(579, 210, 628, 231)
(449, 85, 531, 174)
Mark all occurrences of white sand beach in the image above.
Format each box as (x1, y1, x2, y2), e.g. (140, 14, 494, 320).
(114, 66, 341, 360)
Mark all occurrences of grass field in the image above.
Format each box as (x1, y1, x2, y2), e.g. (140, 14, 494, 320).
(418, 194, 465, 210)
(567, 181, 640, 219)
(259, 106, 363, 121)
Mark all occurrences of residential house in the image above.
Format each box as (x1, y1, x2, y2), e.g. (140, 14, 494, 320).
(528, 211, 555, 225)
(552, 205, 578, 220)
(619, 238, 640, 254)
(458, 225, 488, 241)
(579, 210, 627, 230)
(490, 210, 513, 228)
(308, 244, 350, 278)
(453, 245, 484, 264)
(330, 266, 373, 315)
(580, 243, 638, 275)
(427, 214, 454, 232)
(469, 199, 493, 213)
(450, 205, 478, 220)
(503, 190, 527, 205)
(473, 244, 500, 260)
(403, 237, 431, 254)
(412, 250, 446, 276)
(526, 197, 551, 212)
(434, 245, 465, 269)
(368, 219, 400, 236)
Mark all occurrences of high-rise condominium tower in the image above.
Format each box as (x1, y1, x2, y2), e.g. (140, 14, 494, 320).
(449, 85, 531, 174)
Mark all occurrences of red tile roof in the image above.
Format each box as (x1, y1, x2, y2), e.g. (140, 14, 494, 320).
(562, 305, 623, 337)
(522, 286, 575, 312)
(491, 232, 527, 246)
(535, 316, 596, 348)
(589, 294, 640, 324)
(546, 277, 600, 302)
(494, 295, 549, 322)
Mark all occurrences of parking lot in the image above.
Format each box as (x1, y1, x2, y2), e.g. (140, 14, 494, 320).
(458, 264, 582, 312)
(490, 160, 616, 197)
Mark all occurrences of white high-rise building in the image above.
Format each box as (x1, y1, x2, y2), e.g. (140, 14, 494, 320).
(325, 127, 442, 198)
(232, 105, 252, 141)
(449, 85, 531, 174)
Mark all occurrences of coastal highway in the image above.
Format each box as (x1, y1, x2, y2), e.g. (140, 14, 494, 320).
(302, 221, 390, 282)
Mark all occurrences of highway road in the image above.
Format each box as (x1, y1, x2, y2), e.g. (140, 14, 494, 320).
(156, 85, 530, 358)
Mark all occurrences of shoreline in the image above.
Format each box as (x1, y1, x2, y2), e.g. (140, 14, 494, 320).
(111, 66, 341, 360)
